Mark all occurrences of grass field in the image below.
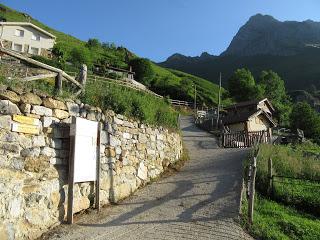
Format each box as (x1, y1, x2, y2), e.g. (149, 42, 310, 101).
(242, 195, 320, 240)
(242, 143, 320, 239)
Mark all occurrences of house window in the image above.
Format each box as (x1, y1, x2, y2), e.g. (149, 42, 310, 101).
(31, 33, 40, 41)
(15, 29, 24, 37)
(13, 43, 23, 52)
(30, 47, 39, 55)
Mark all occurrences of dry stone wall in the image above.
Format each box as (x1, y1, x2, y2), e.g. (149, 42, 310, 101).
(0, 86, 183, 240)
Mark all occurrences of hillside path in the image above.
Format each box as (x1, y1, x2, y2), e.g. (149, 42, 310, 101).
(44, 116, 252, 240)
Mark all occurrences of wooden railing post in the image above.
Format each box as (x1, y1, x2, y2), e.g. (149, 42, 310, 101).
(55, 72, 63, 95)
(248, 156, 257, 225)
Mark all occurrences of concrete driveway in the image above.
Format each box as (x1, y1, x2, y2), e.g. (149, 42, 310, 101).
(44, 116, 252, 240)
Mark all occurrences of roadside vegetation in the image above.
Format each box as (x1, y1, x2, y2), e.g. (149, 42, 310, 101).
(82, 80, 179, 129)
(242, 143, 320, 239)
(0, 75, 179, 129)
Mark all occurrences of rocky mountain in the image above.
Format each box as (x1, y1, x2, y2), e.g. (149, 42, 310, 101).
(222, 14, 320, 56)
(160, 14, 320, 90)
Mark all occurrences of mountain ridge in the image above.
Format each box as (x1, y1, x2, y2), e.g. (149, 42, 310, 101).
(160, 14, 320, 90)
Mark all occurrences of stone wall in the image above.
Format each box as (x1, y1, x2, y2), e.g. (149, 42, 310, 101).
(0, 54, 52, 80)
(0, 86, 183, 240)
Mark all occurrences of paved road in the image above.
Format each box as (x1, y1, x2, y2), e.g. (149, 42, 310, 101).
(45, 116, 252, 240)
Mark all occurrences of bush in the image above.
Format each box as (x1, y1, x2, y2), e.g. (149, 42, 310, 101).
(69, 45, 92, 68)
(290, 102, 320, 143)
(81, 80, 178, 129)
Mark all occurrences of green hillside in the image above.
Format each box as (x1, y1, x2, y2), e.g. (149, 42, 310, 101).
(160, 48, 320, 91)
(0, 3, 226, 107)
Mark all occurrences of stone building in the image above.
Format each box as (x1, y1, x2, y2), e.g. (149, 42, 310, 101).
(0, 22, 56, 57)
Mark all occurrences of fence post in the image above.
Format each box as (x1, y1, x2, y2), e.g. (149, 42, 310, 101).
(55, 72, 63, 95)
(268, 158, 273, 195)
(248, 156, 257, 225)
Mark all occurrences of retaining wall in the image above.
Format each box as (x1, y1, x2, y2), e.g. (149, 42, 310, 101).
(0, 86, 182, 240)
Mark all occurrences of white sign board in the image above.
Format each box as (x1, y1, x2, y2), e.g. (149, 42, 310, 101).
(72, 117, 98, 183)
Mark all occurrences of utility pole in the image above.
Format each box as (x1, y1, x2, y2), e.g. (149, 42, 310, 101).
(194, 84, 197, 116)
(216, 72, 222, 128)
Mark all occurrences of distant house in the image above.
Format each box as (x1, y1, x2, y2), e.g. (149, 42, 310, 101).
(222, 98, 276, 133)
(0, 22, 56, 57)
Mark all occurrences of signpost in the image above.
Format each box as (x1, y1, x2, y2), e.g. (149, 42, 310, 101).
(67, 117, 101, 224)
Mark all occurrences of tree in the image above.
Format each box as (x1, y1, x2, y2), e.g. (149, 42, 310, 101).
(129, 58, 154, 87)
(86, 38, 101, 49)
(69, 46, 92, 67)
(290, 102, 320, 143)
(258, 70, 292, 125)
(228, 68, 262, 101)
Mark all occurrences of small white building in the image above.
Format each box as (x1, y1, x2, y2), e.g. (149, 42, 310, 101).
(0, 22, 56, 57)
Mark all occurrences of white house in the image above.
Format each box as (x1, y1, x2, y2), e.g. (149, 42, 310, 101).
(0, 22, 56, 57)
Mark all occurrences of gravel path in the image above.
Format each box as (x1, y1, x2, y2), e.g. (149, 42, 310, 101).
(44, 116, 252, 240)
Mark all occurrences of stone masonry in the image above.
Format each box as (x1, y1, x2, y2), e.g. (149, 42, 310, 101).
(0, 86, 183, 240)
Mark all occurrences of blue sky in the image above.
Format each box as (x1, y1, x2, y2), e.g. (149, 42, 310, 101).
(2, 0, 320, 62)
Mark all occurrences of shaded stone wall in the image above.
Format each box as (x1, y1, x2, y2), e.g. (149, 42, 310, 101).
(0, 54, 52, 80)
(0, 86, 183, 240)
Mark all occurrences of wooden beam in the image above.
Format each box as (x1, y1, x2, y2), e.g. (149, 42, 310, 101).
(22, 73, 58, 82)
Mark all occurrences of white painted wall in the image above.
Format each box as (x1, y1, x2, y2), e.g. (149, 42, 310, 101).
(247, 115, 270, 132)
(0, 25, 55, 54)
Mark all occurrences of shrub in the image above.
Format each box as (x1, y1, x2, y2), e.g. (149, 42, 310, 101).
(69, 45, 92, 68)
(290, 102, 320, 143)
(81, 80, 178, 129)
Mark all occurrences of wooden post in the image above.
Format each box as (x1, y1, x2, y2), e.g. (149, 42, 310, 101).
(79, 64, 87, 86)
(67, 117, 76, 224)
(55, 72, 63, 95)
(268, 158, 273, 195)
(194, 84, 197, 116)
(95, 122, 101, 211)
(248, 156, 257, 225)
(216, 72, 222, 128)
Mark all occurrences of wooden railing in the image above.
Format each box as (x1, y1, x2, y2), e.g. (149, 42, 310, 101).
(222, 130, 270, 148)
(169, 99, 193, 106)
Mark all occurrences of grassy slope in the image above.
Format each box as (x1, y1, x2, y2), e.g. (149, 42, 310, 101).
(160, 48, 320, 91)
(242, 195, 320, 240)
(0, 3, 225, 107)
(242, 143, 320, 239)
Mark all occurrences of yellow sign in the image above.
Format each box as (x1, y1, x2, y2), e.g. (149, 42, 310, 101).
(13, 115, 40, 126)
(11, 123, 40, 135)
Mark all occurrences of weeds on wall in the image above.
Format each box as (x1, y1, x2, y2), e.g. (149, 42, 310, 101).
(81, 80, 179, 129)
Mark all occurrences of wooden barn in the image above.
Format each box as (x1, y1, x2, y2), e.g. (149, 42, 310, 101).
(222, 98, 276, 147)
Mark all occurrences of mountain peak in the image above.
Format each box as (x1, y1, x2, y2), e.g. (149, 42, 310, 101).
(248, 14, 278, 23)
(221, 14, 320, 56)
(166, 53, 187, 61)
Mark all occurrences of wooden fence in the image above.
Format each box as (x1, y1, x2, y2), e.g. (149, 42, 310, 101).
(247, 147, 259, 225)
(222, 130, 270, 148)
